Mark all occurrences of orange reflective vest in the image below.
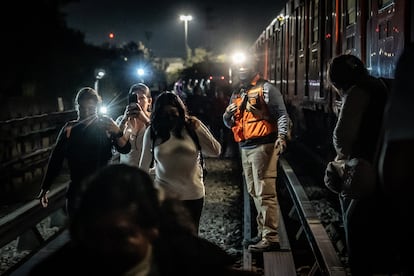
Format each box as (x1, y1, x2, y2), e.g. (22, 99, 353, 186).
(231, 79, 278, 143)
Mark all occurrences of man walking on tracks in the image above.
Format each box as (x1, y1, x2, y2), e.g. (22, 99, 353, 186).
(37, 87, 131, 218)
(223, 54, 289, 252)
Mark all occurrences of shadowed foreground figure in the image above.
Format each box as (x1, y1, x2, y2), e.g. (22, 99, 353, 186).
(30, 164, 258, 276)
(379, 44, 414, 276)
(326, 54, 394, 275)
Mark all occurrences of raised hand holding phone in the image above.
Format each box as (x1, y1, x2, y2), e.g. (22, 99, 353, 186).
(127, 94, 143, 118)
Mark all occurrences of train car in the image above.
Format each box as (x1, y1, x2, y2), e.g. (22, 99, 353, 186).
(252, 2, 412, 273)
(253, 0, 413, 159)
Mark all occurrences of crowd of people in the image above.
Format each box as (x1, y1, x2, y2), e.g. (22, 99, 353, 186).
(35, 45, 413, 275)
(175, 77, 238, 159)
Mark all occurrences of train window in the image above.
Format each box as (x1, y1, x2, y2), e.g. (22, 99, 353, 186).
(378, 20, 392, 39)
(386, 20, 392, 37)
(276, 31, 281, 59)
(289, 16, 294, 55)
(346, 36, 355, 49)
(311, 0, 319, 44)
(378, 0, 394, 9)
(378, 23, 385, 39)
(299, 5, 305, 50)
(346, 0, 356, 26)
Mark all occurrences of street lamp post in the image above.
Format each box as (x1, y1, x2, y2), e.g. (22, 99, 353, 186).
(180, 15, 192, 62)
(94, 68, 106, 93)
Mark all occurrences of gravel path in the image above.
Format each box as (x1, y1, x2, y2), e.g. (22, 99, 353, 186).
(199, 157, 244, 263)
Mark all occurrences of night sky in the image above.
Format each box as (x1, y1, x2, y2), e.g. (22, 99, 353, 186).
(61, 0, 285, 58)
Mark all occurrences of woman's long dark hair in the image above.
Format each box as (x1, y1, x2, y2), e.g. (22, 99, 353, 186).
(150, 91, 189, 143)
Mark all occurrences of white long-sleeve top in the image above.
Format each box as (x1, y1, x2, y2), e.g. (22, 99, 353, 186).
(139, 121, 221, 200)
(119, 126, 146, 166)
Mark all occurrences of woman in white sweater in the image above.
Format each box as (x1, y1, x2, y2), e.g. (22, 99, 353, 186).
(139, 91, 221, 233)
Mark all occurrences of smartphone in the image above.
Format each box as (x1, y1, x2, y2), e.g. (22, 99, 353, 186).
(128, 94, 138, 104)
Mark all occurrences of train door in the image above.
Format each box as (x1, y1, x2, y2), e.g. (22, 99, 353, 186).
(320, 0, 334, 88)
(275, 16, 285, 93)
(286, 0, 298, 104)
(296, 1, 307, 104)
(255, 32, 266, 80)
(308, 0, 323, 107)
(267, 25, 273, 82)
(260, 29, 269, 81)
(340, 0, 366, 59)
(281, 6, 289, 97)
(269, 23, 277, 85)
(366, 0, 408, 78)
(327, 0, 343, 115)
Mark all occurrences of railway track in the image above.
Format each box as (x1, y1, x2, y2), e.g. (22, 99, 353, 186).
(240, 150, 348, 275)
(278, 157, 348, 275)
(0, 184, 67, 275)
